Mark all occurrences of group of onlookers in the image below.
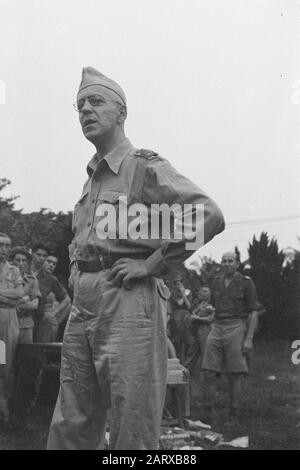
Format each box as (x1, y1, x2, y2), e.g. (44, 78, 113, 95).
(0, 232, 71, 423)
(0, 236, 264, 430)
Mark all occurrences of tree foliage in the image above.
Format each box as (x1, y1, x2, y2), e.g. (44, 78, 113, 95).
(246, 232, 299, 339)
(0, 179, 72, 286)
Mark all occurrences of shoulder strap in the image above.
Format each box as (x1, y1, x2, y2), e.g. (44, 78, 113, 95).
(129, 149, 159, 203)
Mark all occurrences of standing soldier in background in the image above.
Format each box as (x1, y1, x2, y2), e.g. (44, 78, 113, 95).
(168, 275, 192, 364)
(30, 244, 71, 343)
(201, 251, 259, 425)
(10, 246, 41, 416)
(0, 233, 23, 423)
(30, 243, 49, 277)
(47, 66, 225, 450)
(39, 253, 71, 343)
(10, 246, 41, 344)
(185, 286, 215, 373)
(43, 253, 59, 275)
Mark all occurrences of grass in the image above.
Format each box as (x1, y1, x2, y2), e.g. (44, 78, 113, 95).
(0, 339, 299, 450)
(189, 338, 300, 449)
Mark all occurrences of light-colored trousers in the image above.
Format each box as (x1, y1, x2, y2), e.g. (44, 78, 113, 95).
(0, 307, 19, 399)
(47, 271, 168, 450)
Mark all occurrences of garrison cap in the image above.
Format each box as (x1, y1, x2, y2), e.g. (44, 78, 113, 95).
(78, 67, 126, 105)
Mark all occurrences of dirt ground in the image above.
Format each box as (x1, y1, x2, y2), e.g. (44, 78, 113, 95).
(0, 338, 299, 450)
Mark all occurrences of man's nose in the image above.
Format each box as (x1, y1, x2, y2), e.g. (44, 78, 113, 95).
(80, 99, 93, 113)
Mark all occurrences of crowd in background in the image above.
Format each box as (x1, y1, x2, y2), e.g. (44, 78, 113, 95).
(0, 230, 274, 430)
(0, 232, 71, 423)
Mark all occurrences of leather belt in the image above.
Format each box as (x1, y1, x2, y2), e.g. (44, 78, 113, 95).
(76, 254, 147, 273)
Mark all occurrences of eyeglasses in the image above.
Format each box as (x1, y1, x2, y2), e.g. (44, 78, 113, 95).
(73, 94, 106, 112)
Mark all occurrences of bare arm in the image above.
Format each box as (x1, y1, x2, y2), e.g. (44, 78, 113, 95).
(243, 310, 259, 354)
(54, 295, 71, 324)
(0, 285, 24, 301)
(167, 337, 177, 359)
(182, 294, 191, 310)
(0, 294, 18, 306)
(18, 298, 39, 311)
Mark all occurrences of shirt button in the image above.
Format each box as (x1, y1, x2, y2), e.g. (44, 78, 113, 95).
(87, 222, 92, 227)
(92, 198, 95, 203)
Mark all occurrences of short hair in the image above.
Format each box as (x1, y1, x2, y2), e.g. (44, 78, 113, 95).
(0, 232, 11, 242)
(221, 251, 238, 262)
(10, 246, 31, 261)
(47, 253, 59, 261)
(32, 242, 50, 254)
(200, 285, 210, 291)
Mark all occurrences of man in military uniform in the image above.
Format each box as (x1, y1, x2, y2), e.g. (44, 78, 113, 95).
(168, 275, 192, 364)
(30, 244, 71, 343)
(185, 286, 215, 373)
(201, 251, 259, 424)
(47, 67, 225, 450)
(10, 246, 41, 344)
(0, 233, 24, 422)
(43, 253, 59, 275)
(10, 246, 41, 416)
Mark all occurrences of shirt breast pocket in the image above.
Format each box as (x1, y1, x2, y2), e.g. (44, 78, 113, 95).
(232, 286, 244, 298)
(95, 191, 127, 239)
(231, 288, 244, 303)
(73, 191, 89, 234)
(214, 286, 222, 300)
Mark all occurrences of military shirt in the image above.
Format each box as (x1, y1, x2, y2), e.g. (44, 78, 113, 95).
(211, 272, 259, 320)
(194, 300, 215, 318)
(0, 261, 24, 307)
(18, 272, 41, 329)
(36, 270, 67, 318)
(70, 138, 225, 277)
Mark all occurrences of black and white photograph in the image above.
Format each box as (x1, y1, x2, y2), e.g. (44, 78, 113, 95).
(0, 0, 299, 452)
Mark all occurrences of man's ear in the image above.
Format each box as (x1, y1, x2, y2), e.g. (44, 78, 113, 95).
(117, 104, 127, 124)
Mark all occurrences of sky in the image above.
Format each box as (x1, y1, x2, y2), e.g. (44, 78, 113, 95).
(0, 0, 299, 262)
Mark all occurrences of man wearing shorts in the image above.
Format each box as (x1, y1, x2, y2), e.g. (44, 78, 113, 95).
(201, 251, 259, 424)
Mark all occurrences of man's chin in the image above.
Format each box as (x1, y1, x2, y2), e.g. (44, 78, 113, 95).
(83, 131, 99, 144)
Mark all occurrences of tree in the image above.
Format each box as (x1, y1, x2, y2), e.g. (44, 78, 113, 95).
(0, 178, 22, 236)
(0, 179, 73, 286)
(247, 232, 289, 339)
(282, 250, 300, 340)
(234, 245, 241, 265)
